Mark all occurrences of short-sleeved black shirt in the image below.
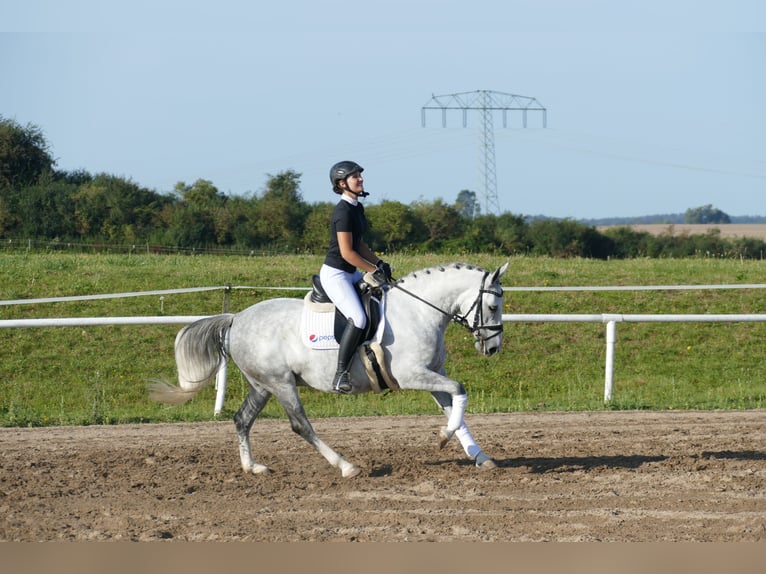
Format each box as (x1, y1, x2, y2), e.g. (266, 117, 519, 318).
(323, 199, 368, 273)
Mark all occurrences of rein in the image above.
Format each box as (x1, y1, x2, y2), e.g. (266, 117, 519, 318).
(391, 270, 504, 343)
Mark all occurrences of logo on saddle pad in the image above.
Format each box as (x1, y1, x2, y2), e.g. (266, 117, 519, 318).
(308, 332, 336, 345)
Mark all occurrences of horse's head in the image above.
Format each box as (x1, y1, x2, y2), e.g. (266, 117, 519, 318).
(392, 261, 509, 356)
(467, 261, 509, 357)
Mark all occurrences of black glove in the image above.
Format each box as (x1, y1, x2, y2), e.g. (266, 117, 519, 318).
(376, 260, 393, 282)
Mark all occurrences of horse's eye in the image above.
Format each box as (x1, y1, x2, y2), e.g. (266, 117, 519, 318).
(489, 305, 498, 313)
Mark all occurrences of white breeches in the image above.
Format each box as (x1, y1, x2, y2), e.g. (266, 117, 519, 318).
(319, 265, 367, 329)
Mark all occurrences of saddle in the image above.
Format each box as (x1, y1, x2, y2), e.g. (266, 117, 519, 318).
(305, 275, 399, 394)
(309, 274, 382, 343)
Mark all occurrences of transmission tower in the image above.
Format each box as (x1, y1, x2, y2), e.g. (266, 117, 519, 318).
(421, 90, 547, 215)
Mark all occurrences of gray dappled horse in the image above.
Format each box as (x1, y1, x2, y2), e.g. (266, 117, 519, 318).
(151, 261, 509, 478)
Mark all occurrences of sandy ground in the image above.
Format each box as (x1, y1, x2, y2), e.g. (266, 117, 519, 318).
(2, 410, 766, 542)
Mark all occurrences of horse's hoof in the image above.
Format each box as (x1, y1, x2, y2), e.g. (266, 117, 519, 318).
(248, 463, 272, 475)
(438, 427, 454, 450)
(474, 451, 497, 470)
(342, 465, 362, 478)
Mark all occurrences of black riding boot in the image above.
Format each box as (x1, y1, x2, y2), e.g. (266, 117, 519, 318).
(332, 318, 365, 394)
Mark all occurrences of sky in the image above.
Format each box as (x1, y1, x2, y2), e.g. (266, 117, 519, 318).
(1, 0, 764, 219)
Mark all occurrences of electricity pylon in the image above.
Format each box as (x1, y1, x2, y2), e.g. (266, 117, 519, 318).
(421, 90, 547, 215)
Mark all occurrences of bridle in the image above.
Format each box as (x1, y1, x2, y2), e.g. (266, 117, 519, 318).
(391, 270, 504, 348)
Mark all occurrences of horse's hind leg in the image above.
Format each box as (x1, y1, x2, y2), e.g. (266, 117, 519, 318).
(431, 391, 497, 469)
(273, 383, 362, 478)
(234, 385, 273, 475)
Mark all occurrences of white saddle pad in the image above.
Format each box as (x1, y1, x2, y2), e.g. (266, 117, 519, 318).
(300, 291, 386, 350)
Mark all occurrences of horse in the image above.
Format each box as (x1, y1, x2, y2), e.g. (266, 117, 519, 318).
(150, 261, 509, 478)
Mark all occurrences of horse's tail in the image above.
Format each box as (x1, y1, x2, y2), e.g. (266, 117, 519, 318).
(148, 314, 235, 405)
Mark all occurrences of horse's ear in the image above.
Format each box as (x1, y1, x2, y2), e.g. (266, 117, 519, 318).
(492, 261, 510, 284)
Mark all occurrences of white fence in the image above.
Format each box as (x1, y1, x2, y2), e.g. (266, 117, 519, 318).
(501, 312, 766, 402)
(2, 283, 766, 413)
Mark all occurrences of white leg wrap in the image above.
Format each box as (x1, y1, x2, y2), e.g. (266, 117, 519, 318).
(455, 423, 482, 460)
(446, 393, 467, 432)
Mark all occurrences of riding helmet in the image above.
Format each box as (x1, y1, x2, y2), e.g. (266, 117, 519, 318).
(329, 161, 364, 193)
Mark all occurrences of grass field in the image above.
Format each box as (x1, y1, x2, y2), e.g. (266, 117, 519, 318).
(1, 252, 765, 427)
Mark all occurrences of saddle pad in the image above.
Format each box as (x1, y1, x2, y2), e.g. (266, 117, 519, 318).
(300, 303, 339, 350)
(300, 291, 387, 351)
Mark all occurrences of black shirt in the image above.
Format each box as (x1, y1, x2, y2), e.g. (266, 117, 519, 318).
(323, 199, 368, 273)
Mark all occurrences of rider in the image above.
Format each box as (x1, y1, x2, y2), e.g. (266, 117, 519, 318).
(319, 160, 392, 394)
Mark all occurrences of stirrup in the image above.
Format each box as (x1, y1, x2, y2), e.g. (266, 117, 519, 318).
(332, 371, 352, 394)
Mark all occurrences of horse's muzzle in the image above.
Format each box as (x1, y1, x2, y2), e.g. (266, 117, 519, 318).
(483, 344, 501, 356)
(475, 339, 502, 356)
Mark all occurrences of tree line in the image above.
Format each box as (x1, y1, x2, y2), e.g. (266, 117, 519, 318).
(2, 116, 764, 259)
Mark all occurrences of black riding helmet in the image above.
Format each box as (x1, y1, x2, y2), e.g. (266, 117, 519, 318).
(330, 161, 364, 194)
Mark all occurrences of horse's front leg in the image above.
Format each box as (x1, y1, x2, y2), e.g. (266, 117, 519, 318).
(415, 369, 469, 444)
(431, 390, 497, 470)
(398, 366, 469, 447)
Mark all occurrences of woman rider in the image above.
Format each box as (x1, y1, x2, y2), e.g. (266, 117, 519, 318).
(319, 161, 392, 394)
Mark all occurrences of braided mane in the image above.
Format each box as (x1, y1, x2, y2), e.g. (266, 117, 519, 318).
(396, 262, 486, 285)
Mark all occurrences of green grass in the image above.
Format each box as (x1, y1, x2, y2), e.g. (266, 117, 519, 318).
(1, 252, 765, 427)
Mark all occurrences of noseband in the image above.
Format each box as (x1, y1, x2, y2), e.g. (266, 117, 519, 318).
(392, 270, 504, 346)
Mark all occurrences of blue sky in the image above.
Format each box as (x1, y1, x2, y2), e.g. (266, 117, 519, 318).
(2, 0, 764, 219)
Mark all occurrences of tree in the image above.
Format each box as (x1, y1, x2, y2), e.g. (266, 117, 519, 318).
(491, 213, 529, 254)
(602, 226, 652, 258)
(261, 170, 304, 203)
(15, 181, 78, 239)
(0, 195, 13, 236)
(169, 179, 227, 246)
(410, 199, 464, 250)
(301, 202, 334, 253)
(174, 179, 226, 212)
(684, 204, 731, 224)
(54, 169, 93, 186)
(528, 218, 614, 258)
(220, 195, 255, 247)
(455, 213, 501, 252)
(365, 200, 415, 252)
(251, 170, 308, 248)
(72, 174, 170, 242)
(0, 116, 55, 191)
(453, 213, 530, 253)
(455, 189, 479, 219)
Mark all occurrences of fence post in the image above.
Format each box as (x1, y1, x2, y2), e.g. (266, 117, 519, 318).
(214, 328, 230, 416)
(221, 283, 232, 314)
(604, 320, 618, 402)
(214, 356, 228, 416)
(213, 284, 233, 416)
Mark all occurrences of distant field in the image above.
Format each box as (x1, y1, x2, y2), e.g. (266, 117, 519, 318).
(597, 223, 766, 240)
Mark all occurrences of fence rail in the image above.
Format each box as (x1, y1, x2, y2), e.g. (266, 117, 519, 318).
(501, 312, 766, 403)
(3, 283, 765, 413)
